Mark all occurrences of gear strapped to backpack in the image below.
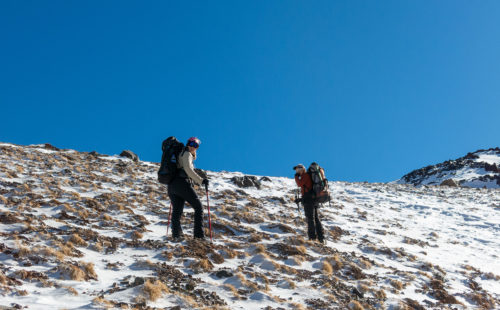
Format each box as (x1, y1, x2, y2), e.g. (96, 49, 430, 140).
(307, 162, 330, 203)
(158, 137, 185, 184)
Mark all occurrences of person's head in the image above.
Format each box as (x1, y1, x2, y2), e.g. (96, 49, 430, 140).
(186, 137, 201, 155)
(293, 164, 306, 175)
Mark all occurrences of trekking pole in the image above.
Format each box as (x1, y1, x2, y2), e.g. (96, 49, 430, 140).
(296, 189, 301, 215)
(166, 202, 172, 237)
(205, 186, 213, 243)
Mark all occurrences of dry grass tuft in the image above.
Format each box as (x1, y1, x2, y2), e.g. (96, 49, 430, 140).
(326, 254, 343, 271)
(83, 262, 98, 280)
(223, 283, 239, 298)
(92, 241, 103, 252)
(254, 244, 266, 254)
(357, 257, 372, 269)
(62, 204, 76, 213)
(57, 262, 98, 281)
(65, 286, 78, 295)
(69, 234, 88, 247)
(131, 230, 143, 240)
(289, 302, 306, 310)
(143, 279, 169, 301)
(322, 261, 333, 275)
(92, 296, 114, 307)
(102, 214, 112, 221)
(348, 300, 365, 310)
(211, 252, 225, 264)
(62, 263, 86, 281)
(390, 279, 404, 290)
(190, 258, 214, 271)
(468, 291, 495, 309)
(0, 271, 7, 284)
(248, 233, 262, 243)
(374, 289, 387, 299)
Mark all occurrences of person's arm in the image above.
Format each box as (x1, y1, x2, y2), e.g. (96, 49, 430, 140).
(295, 174, 307, 187)
(180, 151, 204, 185)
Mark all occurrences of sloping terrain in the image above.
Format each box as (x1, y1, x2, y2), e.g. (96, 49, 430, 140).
(0, 143, 499, 310)
(398, 148, 500, 188)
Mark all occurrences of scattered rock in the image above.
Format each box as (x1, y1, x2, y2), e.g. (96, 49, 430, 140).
(440, 179, 459, 187)
(185, 281, 196, 291)
(119, 150, 139, 162)
(43, 143, 60, 151)
(231, 176, 261, 189)
(0, 213, 21, 224)
(214, 270, 233, 278)
(132, 277, 145, 287)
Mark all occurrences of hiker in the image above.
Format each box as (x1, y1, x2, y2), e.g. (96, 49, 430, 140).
(294, 163, 325, 243)
(167, 137, 209, 240)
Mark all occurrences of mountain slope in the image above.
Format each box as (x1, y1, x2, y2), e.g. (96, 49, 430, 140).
(398, 148, 500, 188)
(0, 143, 499, 309)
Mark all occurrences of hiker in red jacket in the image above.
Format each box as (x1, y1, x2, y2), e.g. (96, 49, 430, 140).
(294, 164, 325, 243)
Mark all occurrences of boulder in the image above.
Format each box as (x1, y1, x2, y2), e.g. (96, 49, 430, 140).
(231, 176, 261, 189)
(484, 163, 499, 173)
(214, 270, 233, 278)
(120, 150, 139, 162)
(440, 179, 459, 187)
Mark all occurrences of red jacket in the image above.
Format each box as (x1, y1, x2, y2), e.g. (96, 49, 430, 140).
(295, 173, 312, 195)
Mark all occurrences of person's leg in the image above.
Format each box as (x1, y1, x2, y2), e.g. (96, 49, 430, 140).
(303, 204, 317, 240)
(168, 180, 185, 238)
(168, 194, 184, 238)
(314, 206, 325, 242)
(183, 184, 204, 238)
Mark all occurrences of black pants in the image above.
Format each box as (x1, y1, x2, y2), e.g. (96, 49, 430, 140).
(167, 177, 204, 238)
(304, 202, 324, 241)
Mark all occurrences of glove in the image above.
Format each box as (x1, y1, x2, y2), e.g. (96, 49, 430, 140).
(202, 178, 209, 190)
(294, 197, 302, 204)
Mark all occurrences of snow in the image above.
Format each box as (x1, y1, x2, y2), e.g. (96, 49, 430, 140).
(0, 142, 499, 309)
(398, 148, 500, 189)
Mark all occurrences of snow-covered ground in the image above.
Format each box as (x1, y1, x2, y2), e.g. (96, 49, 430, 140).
(0, 143, 499, 309)
(398, 148, 500, 189)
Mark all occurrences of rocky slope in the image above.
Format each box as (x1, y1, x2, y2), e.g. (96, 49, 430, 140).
(0, 143, 499, 309)
(398, 148, 500, 189)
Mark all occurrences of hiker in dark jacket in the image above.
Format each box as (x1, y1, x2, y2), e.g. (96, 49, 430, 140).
(294, 164, 325, 243)
(168, 137, 209, 240)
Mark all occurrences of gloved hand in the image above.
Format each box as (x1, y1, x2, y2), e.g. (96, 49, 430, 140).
(294, 197, 302, 204)
(202, 178, 209, 190)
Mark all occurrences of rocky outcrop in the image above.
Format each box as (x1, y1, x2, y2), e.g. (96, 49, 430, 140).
(120, 150, 139, 162)
(231, 176, 261, 189)
(400, 147, 500, 188)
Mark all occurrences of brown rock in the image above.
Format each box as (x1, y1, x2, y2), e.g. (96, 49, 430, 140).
(440, 179, 459, 187)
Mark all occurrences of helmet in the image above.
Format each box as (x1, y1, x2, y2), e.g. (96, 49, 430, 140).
(187, 137, 201, 148)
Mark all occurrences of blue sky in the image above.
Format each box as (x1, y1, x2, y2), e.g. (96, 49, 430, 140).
(1, 1, 499, 182)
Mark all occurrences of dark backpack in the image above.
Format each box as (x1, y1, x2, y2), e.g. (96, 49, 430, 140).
(307, 162, 330, 203)
(158, 137, 185, 184)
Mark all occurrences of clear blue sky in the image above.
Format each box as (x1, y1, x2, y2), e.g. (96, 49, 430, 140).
(1, 1, 499, 182)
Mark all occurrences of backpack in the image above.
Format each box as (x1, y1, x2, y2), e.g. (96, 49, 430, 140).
(158, 137, 185, 184)
(307, 162, 330, 203)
